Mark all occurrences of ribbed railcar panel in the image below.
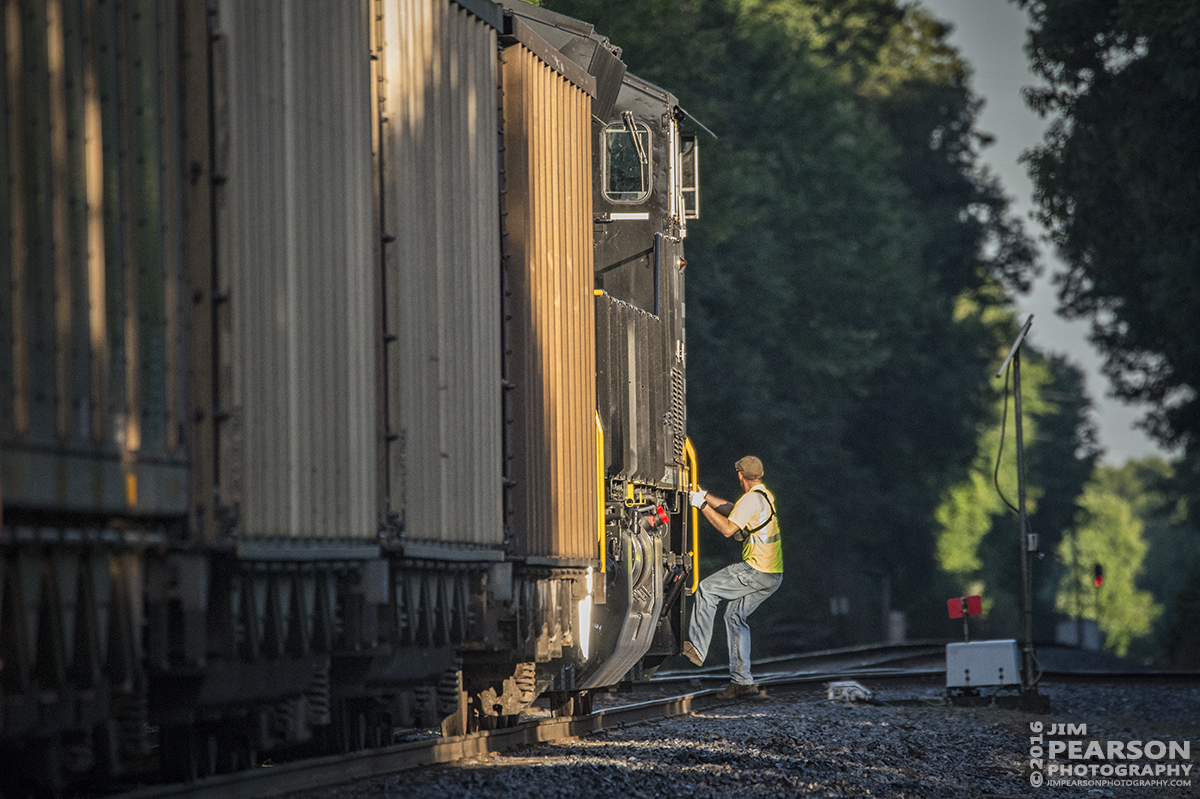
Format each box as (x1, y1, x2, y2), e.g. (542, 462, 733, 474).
(501, 43, 596, 561)
(595, 296, 673, 485)
(379, 0, 503, 548)
(1, 0, 188, 519)
(214, 0, 376, 540)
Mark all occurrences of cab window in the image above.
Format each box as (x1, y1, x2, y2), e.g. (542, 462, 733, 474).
(603, 117, 651, 203)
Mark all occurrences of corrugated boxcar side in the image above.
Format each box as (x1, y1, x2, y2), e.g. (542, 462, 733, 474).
(501, 39, 598, 561)
(213, 0, 377, 540)
(377, 0, 504, 549)
(2, 0, 188, 520)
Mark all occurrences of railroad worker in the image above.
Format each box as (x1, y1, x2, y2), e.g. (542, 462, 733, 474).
(683, 455, 782, 699)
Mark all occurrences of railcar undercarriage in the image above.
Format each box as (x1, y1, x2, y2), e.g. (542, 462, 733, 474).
(0, 520, 687, 792)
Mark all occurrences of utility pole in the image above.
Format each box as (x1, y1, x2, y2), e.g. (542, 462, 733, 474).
(998, 315, 1036, 693)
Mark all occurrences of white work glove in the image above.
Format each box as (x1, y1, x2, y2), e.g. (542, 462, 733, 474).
(689, 489, 708, 509)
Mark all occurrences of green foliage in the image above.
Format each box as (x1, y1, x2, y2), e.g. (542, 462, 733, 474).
(543, 0, 1036, 643)
(936, 347, 1053, 577)
(1019, 0, 1200, 449)
(1055, 464, 1162, 657)
(1167, 562, 1200, 669)
(1160, 513, 1200, 668)
(1025, 355, 1101, 554)
(1109, 454, 1200, 663)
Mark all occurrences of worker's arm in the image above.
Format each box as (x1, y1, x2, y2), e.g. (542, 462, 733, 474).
(702, 493, 735, 517)
(699, 494, 742, 539)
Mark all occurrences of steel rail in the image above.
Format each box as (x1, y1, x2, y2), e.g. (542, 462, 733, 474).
(112, 691, 741, 799)
(1038, 670, 1200, 684)
(650, 640, 948, 683)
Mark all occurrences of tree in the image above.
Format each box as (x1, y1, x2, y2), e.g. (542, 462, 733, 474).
(1167, 563, 1200, 669)
(1025, 356, 1101, 547)
(1019, 0, 1200, 450)
(1102, 456, 1200, 662)
(1024, 354, 1101, 639)
(1164, 450, 1200, 666)
(1055, 465, 1161, 657)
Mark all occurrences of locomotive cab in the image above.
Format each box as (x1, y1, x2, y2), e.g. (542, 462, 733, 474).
(593, 75, 699, 314)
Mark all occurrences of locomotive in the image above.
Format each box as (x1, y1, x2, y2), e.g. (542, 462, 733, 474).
(0, 0, 702, 791)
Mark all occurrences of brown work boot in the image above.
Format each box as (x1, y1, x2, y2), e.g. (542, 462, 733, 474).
(682, 641, 703, 667)
(716, 682, 760, 699)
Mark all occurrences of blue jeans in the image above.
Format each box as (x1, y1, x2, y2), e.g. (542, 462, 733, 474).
(688, 561, 782, 685)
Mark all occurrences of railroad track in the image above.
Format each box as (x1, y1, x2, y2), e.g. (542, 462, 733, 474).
(646, 640, 948, 690)
(111, 642, 1200, 799)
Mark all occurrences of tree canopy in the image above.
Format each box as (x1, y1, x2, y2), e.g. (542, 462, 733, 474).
(1020, 0, 1200, 450)
(1055, 463, 1163, 657)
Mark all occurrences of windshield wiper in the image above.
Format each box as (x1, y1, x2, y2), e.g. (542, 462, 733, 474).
(622, 110, 648, 166)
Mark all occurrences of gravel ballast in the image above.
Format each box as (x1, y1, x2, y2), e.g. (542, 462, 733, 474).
(290, 681, 1199, 799)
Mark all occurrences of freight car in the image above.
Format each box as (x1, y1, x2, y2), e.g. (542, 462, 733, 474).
(0, 0, 701, 792)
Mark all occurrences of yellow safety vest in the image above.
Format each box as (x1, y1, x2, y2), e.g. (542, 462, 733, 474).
(730, 485, 782, 573)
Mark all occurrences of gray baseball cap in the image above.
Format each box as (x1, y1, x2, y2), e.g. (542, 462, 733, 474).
(735, 456, 764, 480)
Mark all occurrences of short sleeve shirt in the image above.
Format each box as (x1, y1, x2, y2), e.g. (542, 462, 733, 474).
(728, 485, 782, 573)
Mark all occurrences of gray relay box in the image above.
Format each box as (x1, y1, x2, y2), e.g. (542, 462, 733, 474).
(946, 640, 1021, 688)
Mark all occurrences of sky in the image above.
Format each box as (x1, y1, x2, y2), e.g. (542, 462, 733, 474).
(916, 0, 1170, 466)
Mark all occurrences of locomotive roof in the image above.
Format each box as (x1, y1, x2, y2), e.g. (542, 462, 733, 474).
(493, 0, 626, 117)
(620, 72, 677, 108)
(492, 0, 707, 130)
(492, 0, 622, 57)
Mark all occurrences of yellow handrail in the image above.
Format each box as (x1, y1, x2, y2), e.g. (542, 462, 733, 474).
(596, 413, 606, 573)
(684, 437, 699, 594)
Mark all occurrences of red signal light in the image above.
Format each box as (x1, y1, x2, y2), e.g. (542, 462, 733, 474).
(1093, 563, 1104, 588)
